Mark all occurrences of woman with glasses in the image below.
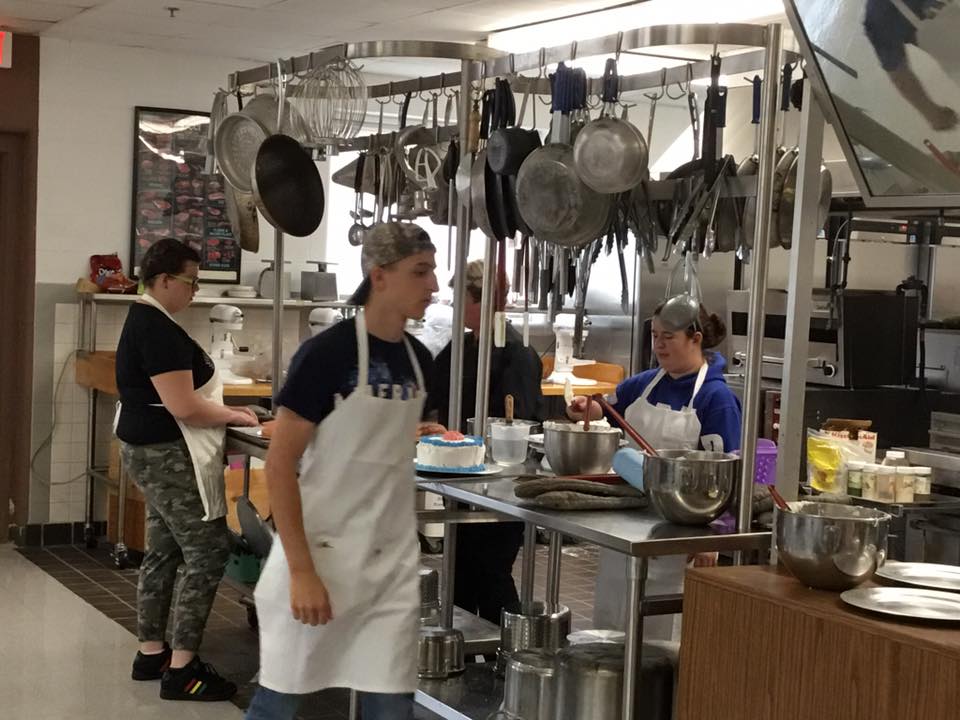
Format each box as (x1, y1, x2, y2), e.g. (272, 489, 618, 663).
(567, 298, 741, 640)
(115, 238, 258, 702)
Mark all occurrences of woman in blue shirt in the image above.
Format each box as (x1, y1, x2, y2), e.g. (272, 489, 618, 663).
(568, 299, 742, 637)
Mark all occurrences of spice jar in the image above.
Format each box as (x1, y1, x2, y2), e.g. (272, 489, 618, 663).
(914, 467, 933, 500)
(861, 464, 879, 500)
(846, 461, 865, 498)
(895, 467, 916, 503)
(876, 465, 897, 502)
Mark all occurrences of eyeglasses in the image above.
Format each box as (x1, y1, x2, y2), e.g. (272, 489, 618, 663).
(168, 273, 200, 289)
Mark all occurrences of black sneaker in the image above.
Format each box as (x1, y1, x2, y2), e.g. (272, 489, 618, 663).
(160, 656, 237, 702)
(131, 643, 172, 681)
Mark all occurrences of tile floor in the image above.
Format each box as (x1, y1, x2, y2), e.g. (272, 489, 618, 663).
(10, 537, 600, 719)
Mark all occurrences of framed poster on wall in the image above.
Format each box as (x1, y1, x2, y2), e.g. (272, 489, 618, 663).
(129, 106, 242, 283)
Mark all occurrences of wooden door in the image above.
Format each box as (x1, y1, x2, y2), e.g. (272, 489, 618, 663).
(0, 132, 33, 538)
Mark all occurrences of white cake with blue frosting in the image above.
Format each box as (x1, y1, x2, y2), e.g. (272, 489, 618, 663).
(416, 432, 485, 472)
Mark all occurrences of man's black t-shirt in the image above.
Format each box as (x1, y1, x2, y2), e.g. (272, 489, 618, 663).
(276, 318, 435, 425)
(115, 302, 215, 445)
(429, 323, 545, 432)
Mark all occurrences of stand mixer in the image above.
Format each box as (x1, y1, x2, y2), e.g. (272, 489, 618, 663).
(546, 313, 597, 386)
(209, 304, 254, 385)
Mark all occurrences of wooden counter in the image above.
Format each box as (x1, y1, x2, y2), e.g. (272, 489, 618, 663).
(677, 566, 960, 720)
(76, 350, 272, 398)
(540, 380, 618, 397)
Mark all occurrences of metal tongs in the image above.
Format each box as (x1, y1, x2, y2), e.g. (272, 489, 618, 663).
(669, 154, 733, 254)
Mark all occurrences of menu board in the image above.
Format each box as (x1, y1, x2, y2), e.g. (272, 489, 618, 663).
(130, 106, 242, 283)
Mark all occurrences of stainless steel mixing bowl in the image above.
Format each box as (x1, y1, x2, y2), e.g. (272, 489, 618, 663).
(543, 422, 622, 476)
(775, 501, 891, 591)
(643, 450, 739, 525)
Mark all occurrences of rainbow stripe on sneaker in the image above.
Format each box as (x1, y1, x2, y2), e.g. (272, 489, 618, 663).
(184, 679, 205, 695)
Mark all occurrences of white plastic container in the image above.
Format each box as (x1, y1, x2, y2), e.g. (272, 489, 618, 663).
(882, 450, 908, 467)
(914, 466, 933, 499)
(894, 467, 916, 504)
(875, 465, 897, 502)
(490, 421, 533, 465)
(861, 464, 880, 500)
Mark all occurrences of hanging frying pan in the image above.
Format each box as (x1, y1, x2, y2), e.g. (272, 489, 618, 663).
(471, 89, 500, 239)
(252, 134, 324, 237)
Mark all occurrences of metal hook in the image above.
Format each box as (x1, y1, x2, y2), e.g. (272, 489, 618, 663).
(509, 54, 515, 77)
(538, 48, 547, 78)
(615, 31, 624, 61)
(570, 41, 578, 62)
(643, 68, 667, 102)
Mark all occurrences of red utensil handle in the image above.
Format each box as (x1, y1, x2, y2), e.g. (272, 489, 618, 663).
(768, 485, 790, 511)
(592, 394, 659, 457)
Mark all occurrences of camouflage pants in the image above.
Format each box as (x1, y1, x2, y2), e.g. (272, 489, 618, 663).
(121, 439, 230, 652)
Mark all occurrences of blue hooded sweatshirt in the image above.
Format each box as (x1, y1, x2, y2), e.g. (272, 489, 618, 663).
(610, 353, 742, 453)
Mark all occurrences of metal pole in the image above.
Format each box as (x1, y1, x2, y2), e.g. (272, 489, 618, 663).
(473, 235, 497, 432)
(545, 532, 562, 613)
(775, 81, 825, 502)
(520, 522, 537, 611)
(736, 23, 782, 546)
(441, 496, 458, 629)
(622, 556, 648, 720)
(447, 60, 477, 434)
(440, 59, 477, 630)
(271, 229, 285, 401)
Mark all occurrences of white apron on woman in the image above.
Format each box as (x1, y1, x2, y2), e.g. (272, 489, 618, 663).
(114, 293, 227, 521)
(593, 364, 709, 641)
(254, 311, 424, 695)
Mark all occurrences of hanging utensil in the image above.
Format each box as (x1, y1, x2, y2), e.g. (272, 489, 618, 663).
(516, 64, 612, 249)
(573, 57, 649, 194)
(251, 67, 324, 237)
(348, 152, 367, 247)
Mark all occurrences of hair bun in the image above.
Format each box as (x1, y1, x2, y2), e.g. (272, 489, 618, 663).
(700, 310, 727, 349)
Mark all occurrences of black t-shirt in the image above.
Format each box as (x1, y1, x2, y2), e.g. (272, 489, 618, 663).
(115, 302, 215, 445)
(276, 317, 435, 425)
(428, 323, 545, 432)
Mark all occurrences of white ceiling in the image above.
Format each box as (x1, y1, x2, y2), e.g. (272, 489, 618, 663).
(0, 0, 631, 64)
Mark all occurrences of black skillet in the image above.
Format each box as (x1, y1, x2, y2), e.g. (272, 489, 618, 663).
(252, 134, 324, 237)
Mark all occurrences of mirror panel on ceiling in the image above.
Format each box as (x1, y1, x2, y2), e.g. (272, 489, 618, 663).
(787, 0, 960, 206)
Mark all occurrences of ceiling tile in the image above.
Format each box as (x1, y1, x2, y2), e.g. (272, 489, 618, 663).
(0, 17, 57, 33)
(0, 0, 94, 23)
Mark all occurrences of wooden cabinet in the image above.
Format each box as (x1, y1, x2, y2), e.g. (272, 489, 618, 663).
(678, 566, 960, 720)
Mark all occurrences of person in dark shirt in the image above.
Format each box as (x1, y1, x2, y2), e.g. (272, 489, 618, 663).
(428, 259, 545, 625)
(864, 0, 959, 130)
(116, 238, 257, 702)
(245, 223, 439, 720)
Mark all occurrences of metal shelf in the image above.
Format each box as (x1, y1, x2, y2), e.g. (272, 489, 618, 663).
(416, 663, 502, 720)
(83, 292, 352, 310)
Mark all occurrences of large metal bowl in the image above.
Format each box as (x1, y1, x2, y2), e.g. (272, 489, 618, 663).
(543, 422, 622, 476)
(775, 501, 891, 591)
(643, 450, 740, 525)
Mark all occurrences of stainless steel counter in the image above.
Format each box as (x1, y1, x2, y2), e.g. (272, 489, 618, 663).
(416, 663, 502, 720)
(417, 476, 771, 557)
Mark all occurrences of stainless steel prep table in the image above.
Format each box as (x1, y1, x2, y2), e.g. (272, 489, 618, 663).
(414, 475, 770, 720)
(227, 430, 772, 720)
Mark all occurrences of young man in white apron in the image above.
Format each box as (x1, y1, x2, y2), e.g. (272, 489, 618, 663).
(116, 238, 259, 702)
(568, 299, 741, 640)
(245, 223, 439, 720)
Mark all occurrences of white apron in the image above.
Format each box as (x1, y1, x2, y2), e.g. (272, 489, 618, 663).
(594, 364, 709, 641)
(254, 310, 425, 695)
(114, 294, 227, 521)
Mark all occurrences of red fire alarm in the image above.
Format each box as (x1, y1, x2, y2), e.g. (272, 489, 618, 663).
(0, 32, 12, 69)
